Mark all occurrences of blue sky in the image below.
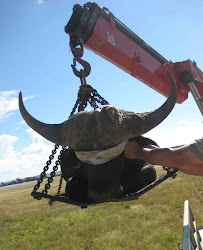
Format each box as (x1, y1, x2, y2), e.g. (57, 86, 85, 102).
(0, 0, 203, 182)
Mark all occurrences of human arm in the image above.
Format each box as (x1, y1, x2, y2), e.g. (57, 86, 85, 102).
(124, 140, 203, 176)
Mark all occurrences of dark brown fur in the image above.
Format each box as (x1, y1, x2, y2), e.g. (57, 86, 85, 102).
(60, 136, 157, 203)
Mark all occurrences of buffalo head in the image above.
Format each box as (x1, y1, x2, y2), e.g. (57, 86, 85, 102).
(19, 71, 177, 152)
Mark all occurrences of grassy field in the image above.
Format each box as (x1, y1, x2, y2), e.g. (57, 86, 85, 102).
(0, 167, 202, 250)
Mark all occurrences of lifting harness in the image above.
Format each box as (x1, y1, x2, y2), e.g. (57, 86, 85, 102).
(31, 42, 178, 209)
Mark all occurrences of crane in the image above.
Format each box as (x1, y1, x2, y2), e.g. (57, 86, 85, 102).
(65, 2, 203, 115)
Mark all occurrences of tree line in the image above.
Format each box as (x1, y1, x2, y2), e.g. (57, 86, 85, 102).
(0, 171, 61, 187)
(0, 176, 39, 187)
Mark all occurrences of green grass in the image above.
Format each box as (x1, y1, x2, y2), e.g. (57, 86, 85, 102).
(0, 167, 202, 250)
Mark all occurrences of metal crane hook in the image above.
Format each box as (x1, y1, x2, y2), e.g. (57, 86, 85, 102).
(71, 57, 91, 79)
(70, 42, 91, 84)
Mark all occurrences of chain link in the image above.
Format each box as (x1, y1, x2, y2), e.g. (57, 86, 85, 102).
(41, 146, 67, 195)
(49, 174, 64, 205)
(32, 37, 109, 202)
(162, 166, 178, 179)
(70, 85, 109, 115)
(178, 241, 183, 250)
(92, 89, 109, 105)
(32, 84, 109, 202)
(32, 145, 59, 197)
(70, 98, 79, 117)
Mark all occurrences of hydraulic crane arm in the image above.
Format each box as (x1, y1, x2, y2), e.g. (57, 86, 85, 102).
(65, 2, 203, 109)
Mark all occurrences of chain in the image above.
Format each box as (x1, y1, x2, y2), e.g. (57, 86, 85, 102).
(163, 166, 178, 179)
(70, 85, 109, 115)
(178, 241, 183, 250)
(78, 85, 109, 111)
(32, 144, 59, 198)
(41, 146, 67, 195)
(32, 38, 109, 202)
(92, 88, 109, 105)
(49, 174, 64, 205)
(70, 98, 79, 117)
(32, 84, 109, 202)
(32, 146, 67, 199)
(57, 174, 64, 195)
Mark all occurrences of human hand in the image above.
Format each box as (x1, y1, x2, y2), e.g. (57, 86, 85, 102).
(124, 140, 159, 159)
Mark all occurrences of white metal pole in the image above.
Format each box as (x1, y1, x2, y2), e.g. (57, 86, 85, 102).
(187, 81, 203, 116)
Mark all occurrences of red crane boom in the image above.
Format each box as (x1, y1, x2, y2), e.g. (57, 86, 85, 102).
(65, 2, 203, 112)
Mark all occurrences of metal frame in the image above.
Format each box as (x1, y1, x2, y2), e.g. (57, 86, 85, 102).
(182, 200, 203, 250)
(31, 168, 178, 208)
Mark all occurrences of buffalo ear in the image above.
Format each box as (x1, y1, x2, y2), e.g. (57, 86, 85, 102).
(60, 148, 78, 181)
(135, 136, 159, 147)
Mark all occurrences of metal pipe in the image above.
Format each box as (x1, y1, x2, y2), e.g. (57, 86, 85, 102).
(187, 81, 203, 116)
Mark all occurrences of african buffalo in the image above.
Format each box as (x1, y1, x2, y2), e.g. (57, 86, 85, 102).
(60, 136, 158, 203)
(19, 71, 177, 203)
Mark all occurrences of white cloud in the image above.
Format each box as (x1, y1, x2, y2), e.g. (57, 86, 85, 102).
(23, 96, 34, 102)
(0, 129, 56, 182)
(35, 0, 45, 5)
(0, 134, 19, 160)
(179, 119, 189, 127)
(19, 120, 26, 125)
(0, 90, 34, 120)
